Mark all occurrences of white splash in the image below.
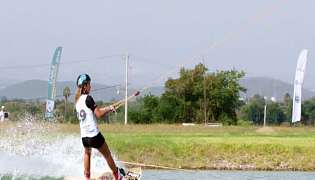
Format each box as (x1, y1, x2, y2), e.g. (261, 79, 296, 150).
(0, 113, 112, 178)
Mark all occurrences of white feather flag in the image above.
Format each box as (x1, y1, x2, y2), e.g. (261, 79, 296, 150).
(292, 49, 308, 123)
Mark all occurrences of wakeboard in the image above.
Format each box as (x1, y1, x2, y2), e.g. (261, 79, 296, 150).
(65, 167, 142, 180)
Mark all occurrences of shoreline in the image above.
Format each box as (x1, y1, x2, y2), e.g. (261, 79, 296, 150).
(140, 168, 315, 172)
(123, 159, 315, 172)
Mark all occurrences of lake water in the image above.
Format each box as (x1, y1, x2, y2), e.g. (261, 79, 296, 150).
(142, 170, 315, 180)
(1, 170, 315, 180)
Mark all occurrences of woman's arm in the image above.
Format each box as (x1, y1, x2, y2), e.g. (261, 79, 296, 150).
(94, 105, 115, 119)
(85, 95, 115, 119)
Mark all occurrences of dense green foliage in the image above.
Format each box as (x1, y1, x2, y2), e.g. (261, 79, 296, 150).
(239, 93, 315, 126)
(239, 94, 288, 125)
(302, 98, 315, 125)
(127, 64, 246, 124)
(2, 100, 43, 120)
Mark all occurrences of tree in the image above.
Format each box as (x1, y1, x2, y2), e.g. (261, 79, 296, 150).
(206, 70, 246, 124)
(240, 94, 287, 125)
(302, 98, 315, 125)
(164, 63, 207, 123)
(63, 86, 71, 120)
(266, 102, 286, 125)
(283, 93, 291, 107)
(164, 63, 245, 124)
(157, 94, 180, 123)
(239, 94, 265, 125)
(126, 63, 245, 125)
(282, 93, 292, 123)
(127, 94, 160, 124)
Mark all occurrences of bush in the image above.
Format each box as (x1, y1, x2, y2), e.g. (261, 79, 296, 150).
(219, 113, 235, 125)
(237, 119, 252, 127)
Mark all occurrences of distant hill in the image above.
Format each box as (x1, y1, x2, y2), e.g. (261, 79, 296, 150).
(142, 78, 315, 101)
(1, 77, 314, 102)
(141, 86, 164, 96)
(0, 78, 21, 89)
(240, 77, 315, 101)
(0, 80, 119, 101)
(0, 80, 164, 102)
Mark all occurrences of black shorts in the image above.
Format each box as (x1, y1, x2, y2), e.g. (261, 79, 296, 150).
(82, 132, 105, 149)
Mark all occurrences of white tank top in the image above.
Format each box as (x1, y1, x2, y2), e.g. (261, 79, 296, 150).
(76, 95, 99, 137)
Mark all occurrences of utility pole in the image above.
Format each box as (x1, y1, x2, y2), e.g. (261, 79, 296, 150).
(263, 96, 267, 127)
(263, 104, 267, 127)
(124, 53, 129, 125)
(203, 57, 207, 126)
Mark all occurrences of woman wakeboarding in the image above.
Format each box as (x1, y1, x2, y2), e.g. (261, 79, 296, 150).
(75, 74, 125, 180)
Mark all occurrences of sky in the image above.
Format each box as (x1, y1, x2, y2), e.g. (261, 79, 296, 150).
(0, 0, 315, 90)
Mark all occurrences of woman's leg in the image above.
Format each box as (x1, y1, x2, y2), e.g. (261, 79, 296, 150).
(84, 147, 91, 179)
(97, 142, 117, 173)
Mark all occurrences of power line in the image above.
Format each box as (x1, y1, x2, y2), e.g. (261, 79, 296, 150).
(2, 1, 285, 103)
(130, 54, 176, 69)
(63, 84, 121, 98)
(20, 84, 121, 101)
(0, 54, 123, 70)
(60, 54, 123, 65)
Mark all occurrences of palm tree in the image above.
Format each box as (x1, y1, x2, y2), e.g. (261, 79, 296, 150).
(63, 86, 71, 120)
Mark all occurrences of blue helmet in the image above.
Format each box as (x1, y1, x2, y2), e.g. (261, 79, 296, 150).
(77, 74, 91, 87)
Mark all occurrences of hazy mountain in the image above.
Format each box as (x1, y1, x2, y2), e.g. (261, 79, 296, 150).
(0, 80, 164, 102)
(240, 77, 315, 101)
(0, 77, 314, 102)
(0, 80, 117, 101)
(142, 78, 315, 101)
(0, 78, 22, 89)
(141, 86, 164, 96)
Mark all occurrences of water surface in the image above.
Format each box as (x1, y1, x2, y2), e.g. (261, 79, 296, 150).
(142, 170, 315, 180)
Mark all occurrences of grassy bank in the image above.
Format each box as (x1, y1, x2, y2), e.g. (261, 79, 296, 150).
(57, 124, 315, 171)
(2, 122, 315, 171)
